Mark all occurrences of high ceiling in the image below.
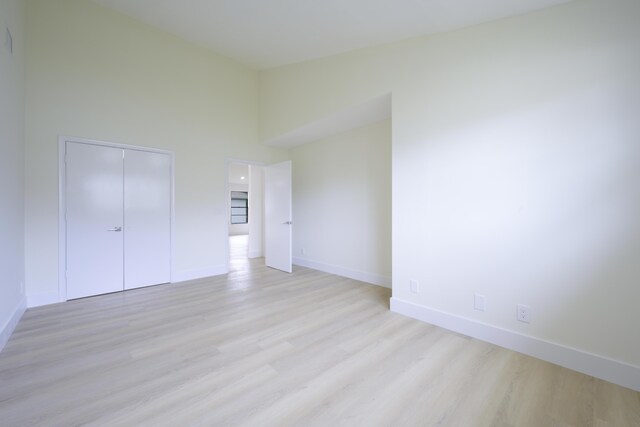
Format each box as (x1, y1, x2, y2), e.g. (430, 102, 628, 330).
(92, 0, 571, 69)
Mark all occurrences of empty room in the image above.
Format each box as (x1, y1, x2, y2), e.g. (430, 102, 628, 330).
(1, 0, 639, 425)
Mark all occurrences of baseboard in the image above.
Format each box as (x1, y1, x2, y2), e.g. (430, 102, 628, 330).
(293, 257, 391, 288)
(390, 297, 640, 392)
(248, 250, 263, 259)
(28, 266, 231, 305)
(27, 291, 61, 308)
(172, 264, 228, 283)
(0, 296, 27, 352)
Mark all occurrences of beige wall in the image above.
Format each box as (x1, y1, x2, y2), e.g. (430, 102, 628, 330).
(0, 0, 26, 347)
(24, 0, 288, 302)
(291, 119, 391, 285)
(260, 0, 640, 368)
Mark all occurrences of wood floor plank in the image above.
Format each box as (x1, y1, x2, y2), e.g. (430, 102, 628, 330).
(0, 235, 638, 426)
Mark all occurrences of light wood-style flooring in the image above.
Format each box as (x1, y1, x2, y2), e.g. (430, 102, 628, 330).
(1, 235, 639, 426)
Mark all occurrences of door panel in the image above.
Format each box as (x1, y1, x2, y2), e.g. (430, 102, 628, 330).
(66, 142, 124, 299)
(124, 150, 172, 289)
(265, 160, 292, 273)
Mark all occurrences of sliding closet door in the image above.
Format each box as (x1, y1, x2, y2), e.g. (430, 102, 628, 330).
(66, 142, 124, 300)
(123, 149, 171, 290)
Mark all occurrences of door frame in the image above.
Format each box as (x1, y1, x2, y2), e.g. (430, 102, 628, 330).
(224, 158, 266, 269)
(58, 135, 175, 302)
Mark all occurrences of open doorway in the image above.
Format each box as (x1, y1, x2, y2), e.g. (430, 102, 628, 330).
(228, 163, 249, 271)
(227, 161, 265, 272)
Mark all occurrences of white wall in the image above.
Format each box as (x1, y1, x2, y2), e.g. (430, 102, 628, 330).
(228, 183, 249, 236)
(259, 0, 640, 388)
(291, 120, 391, 286)
(0, 0, 26, 350)
(24, 0, 288, 303)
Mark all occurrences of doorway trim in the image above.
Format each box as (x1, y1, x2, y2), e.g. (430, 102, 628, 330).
(224, 158, 266, 269)
(58, 135, 175, 302)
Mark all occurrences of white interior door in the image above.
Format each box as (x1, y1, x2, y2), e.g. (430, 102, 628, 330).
(264, 160, 292, 273)
(124, 150, 171, 290)
(66, 142, 124, 299)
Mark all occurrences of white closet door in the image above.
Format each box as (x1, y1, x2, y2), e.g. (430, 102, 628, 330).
(124, 149, 171, 290)
(66, 142, 124, 299)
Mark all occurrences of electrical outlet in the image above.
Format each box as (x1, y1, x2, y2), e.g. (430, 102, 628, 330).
(517, 304, 531, 323)
(300, 247, 306, 255)
(409, 279, 419, 294)
(474, 294, 486, 311)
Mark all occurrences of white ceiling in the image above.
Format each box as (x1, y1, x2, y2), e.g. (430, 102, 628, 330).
(92, 0, 571, 69)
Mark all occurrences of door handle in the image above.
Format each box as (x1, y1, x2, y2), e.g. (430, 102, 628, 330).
(107, 226, 122, 232)
(282, 221, 292, 225)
